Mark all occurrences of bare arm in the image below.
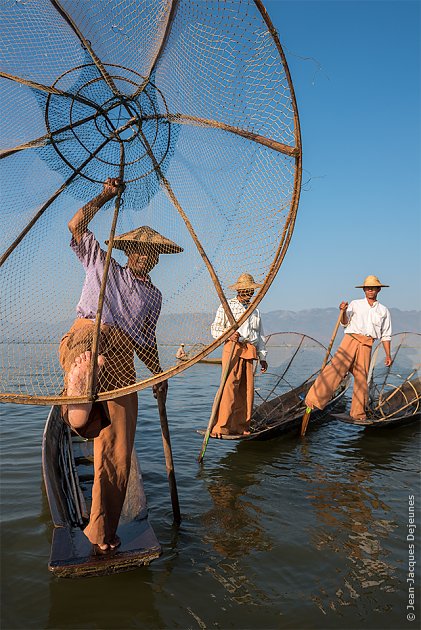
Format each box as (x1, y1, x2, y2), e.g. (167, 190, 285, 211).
(68, 178, 124, 243)
(382, 340, 392, 366)
(136, 342, 168, 400)
(339, 301, 349, 325)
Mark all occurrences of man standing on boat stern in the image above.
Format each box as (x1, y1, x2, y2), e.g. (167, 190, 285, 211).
(210, 273, 268, 437)
(59, 177, 183, 552)
(305, 275, 392, 420)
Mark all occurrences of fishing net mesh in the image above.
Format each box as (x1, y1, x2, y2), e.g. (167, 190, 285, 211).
(0, 0, 301, 404)
(251, 333, 329, 429)
(368, 333, 421, 419)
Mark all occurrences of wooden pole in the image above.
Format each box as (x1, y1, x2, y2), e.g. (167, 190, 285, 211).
(198, 341, 236, 463)
(156, 388, 181, 526)
(300, 310, 343, 437)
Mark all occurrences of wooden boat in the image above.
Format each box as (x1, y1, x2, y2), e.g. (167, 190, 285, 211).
(335, 376, 421, 428)
(335, 333, 421, 429)
(198, 332, 351, 442)
(198, 357, 222, 365)
(42, 406, 161, 578)
(202, 375, 350, 441)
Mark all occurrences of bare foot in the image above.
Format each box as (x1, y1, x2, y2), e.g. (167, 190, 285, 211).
(109, 536, 121, 550)
(94, 536, 120, 554)
(242, 430, 251, 436)
(67, 352, 105, 429)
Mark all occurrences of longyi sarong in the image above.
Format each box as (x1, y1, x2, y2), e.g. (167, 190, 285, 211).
(59, 318, 138, 545)
(211, 341, 257, 436)
(305, 333, 373, 420)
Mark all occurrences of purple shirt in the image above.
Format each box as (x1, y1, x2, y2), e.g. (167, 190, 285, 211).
(71, 231, 162, 347)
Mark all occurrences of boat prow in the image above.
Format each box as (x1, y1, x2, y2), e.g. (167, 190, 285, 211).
(42, 406, 161, 578)
(334, 375, 421, 429)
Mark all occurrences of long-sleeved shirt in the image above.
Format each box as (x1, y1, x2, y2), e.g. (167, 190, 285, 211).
(343, 298, 392, 341)
(211, 297, 267, 360)
(71, 230, 162, 348)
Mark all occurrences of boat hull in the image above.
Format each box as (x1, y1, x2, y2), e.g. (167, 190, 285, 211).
(42, 406, 161, 577)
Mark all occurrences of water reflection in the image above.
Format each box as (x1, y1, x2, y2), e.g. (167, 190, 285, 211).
(202, 460, 268, 559)
(299, 423, 419, 614)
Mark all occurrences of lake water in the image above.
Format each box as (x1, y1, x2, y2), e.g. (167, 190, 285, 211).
(1, 363, 420, 629)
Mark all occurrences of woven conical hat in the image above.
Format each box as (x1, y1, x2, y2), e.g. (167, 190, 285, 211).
(106, 226, 183, 254)
(228, 273, 262, 290)
(355, 275, 389, 288)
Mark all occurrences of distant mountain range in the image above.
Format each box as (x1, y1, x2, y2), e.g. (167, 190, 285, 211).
(2, 308, 419, 347)
(261, 308, 420, 346)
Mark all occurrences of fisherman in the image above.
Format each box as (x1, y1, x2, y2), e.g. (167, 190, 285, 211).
(304, 275, 392, 420)
(175, 343, 187, 360)
(59, 177, 183, 552)
(210, 273, 268, 437)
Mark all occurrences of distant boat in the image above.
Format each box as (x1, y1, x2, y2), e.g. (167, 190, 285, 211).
(42, 406, 161, 578)
(175, 342, 222, 364)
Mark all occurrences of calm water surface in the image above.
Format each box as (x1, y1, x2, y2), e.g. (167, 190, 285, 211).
(1, 364, 420, 629)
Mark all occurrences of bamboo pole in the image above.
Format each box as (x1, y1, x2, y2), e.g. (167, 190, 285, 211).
(197, 341, 236, 463)
(143, 113, 299, 157)
(300, 310, 343, 437)
(0, 136, 111, 268)
(0, 70, 100, 111)
(156, 388, 181, 525)
(87, 144, 125, 400)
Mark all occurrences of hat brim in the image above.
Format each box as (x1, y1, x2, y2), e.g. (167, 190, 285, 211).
(106, 240, 183, 254)
(228, 283, 262, 290)
(355, 284, 389, 288)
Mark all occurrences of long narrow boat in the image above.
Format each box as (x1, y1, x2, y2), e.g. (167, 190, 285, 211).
(42, 406, 161, 578)
(335, 333, 421, 430)
(199, 332, 352, 442)
(335, 376, 421, 428)
(203, 375, 350, 441)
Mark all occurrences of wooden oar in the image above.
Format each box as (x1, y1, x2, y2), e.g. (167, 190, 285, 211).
(300, 310, 344, 437)
(156, 388, 181, 525)
(197, 341, 236, 463)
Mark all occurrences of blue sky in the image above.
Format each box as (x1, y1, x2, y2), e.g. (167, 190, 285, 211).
(259, 0, 420, 312)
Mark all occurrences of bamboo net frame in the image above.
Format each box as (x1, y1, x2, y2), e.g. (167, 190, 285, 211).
(367, 332, 421, 420)
(0, 0, 302, 405)
(250, 332, 330, 430)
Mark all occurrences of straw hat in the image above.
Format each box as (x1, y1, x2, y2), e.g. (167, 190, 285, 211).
(229, 273, 262, 290)
(355, 275, 389, 288)
(106, 226, 183, 254)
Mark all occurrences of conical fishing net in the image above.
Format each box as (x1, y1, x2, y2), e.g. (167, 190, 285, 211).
(0, 0, 301, 404)
(367, 332, 421, 419)
(251, 332, 329, 429)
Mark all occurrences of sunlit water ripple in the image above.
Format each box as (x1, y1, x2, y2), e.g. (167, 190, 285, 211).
(1, 364, 420, 629)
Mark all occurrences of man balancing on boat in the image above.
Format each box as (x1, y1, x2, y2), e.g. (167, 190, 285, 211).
(210, 273, 268, 437)
(59, 177, 183, 553)
(304, 275, 392, 422)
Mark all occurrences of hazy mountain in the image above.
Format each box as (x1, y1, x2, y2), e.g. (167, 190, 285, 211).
(262, 308, 421, 345)
(2, 309, 419, 346)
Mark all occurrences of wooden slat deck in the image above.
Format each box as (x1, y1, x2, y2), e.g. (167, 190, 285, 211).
(42, 406, 161, 577)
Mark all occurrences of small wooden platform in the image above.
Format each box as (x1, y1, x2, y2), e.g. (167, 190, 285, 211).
(42, 406, 161, 578)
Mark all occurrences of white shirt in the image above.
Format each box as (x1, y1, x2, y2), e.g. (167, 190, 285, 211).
(211, 297, 267, 359)
(344, 298, 392, 341)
